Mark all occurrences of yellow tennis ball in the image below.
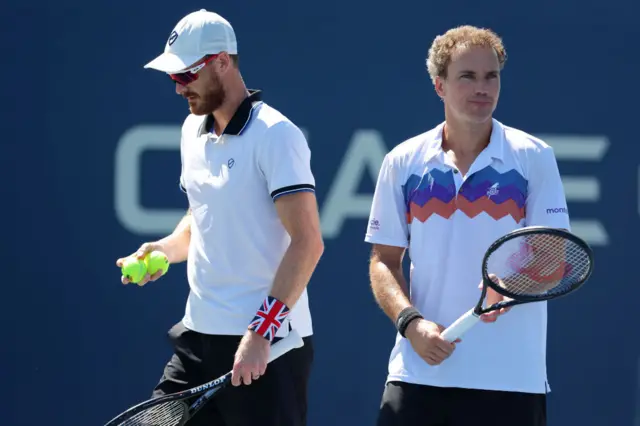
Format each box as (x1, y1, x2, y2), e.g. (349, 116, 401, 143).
(144, 251, 170, 276)
(121, 257, 147, 284)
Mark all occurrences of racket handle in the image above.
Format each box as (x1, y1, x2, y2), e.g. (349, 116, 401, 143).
(440, 308, 480, 342)
(268, 329, 304, 363)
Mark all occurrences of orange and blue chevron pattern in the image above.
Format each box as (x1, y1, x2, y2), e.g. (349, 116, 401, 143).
(403, 166, 528, 223)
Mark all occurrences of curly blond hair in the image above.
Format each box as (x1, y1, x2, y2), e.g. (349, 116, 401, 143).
(426, 26, 507, 85)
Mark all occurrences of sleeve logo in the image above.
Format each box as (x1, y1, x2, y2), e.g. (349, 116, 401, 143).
(546, 207, 569, 214)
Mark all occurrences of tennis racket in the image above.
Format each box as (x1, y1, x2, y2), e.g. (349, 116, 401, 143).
(104, 329, 304, 426)
(441, 226, 594, 343)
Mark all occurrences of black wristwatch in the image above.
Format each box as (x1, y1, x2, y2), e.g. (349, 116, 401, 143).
(395, 306, 423, 337)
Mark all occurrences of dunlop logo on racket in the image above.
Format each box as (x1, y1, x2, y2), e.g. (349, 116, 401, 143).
(189, 378, 226, 395)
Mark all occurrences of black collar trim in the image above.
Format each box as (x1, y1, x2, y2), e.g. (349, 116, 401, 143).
(199, 89, 262, 136)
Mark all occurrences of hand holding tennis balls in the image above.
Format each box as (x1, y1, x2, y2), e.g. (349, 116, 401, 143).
(116, 243, 170, 286)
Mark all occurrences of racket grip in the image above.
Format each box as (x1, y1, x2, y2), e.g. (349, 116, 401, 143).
(268, 329, 304, 363)
(440, 308, 480, 342)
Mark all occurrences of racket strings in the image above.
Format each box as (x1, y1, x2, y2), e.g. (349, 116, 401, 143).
(114, 401, 186, 426)
(487, 233, 591, 297)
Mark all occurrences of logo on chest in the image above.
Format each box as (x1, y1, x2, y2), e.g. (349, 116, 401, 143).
(204, 159, 236, 188)
(403, 166, 527, 223)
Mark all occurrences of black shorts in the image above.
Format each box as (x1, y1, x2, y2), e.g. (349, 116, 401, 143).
(377, 381, 547, 426)
(152, 321, 314, 426)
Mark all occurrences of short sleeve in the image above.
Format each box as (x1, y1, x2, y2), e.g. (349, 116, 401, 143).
(364, 154, 410, 248)
(258, 122, 315, 201)
(525, 145, 571, 230)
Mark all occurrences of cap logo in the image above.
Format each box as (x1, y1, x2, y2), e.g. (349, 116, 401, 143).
(167, 31, 178, 46)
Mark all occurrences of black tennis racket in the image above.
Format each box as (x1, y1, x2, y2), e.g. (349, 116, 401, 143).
(104, 329, 304, 426)
(441, 226, 594, 342)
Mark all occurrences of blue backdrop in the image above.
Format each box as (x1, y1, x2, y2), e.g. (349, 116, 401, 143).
(4, 1, 639, 425)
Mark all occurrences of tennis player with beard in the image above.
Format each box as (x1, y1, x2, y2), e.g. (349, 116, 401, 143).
(115, 9, 324, 426)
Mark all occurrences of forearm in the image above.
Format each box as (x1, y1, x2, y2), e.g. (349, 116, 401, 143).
(370, 257, 412, 323)
(269, 236, 324, 308)
(157, 209, 192, 264)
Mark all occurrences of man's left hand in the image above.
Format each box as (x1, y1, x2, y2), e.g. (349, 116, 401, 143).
(231, 330, 271, 386)
(479, 274, 513, 323)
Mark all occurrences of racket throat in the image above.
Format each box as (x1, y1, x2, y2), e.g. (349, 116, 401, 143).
(440, 308, 481, 342)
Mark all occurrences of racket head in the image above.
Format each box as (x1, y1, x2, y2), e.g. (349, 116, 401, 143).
(104, 399, 189, 426)
(481, 226, 594, 304)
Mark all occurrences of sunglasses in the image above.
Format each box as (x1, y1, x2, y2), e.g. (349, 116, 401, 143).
(169, 54, 218, 86)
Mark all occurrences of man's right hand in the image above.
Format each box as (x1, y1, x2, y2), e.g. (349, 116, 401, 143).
(405, 318, 460, 366)
(116, 242, 167, 286)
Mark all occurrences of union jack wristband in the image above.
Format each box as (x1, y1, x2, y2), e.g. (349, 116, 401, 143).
(248, 296, 291, 342)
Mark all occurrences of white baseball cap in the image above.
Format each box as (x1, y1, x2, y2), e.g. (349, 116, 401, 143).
(144, 9, 237, 74)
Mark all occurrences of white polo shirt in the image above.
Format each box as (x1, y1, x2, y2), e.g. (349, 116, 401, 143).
(179, 90, 314, 338)
(365, 118, 571, 394)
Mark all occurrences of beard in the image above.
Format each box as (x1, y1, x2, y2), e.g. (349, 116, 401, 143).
(184, 72, 226, 116)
